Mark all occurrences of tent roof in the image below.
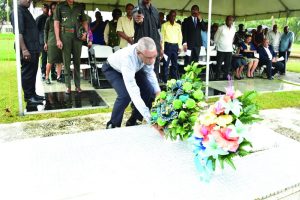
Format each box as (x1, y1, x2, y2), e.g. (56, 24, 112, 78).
(40, 0, 300, 20)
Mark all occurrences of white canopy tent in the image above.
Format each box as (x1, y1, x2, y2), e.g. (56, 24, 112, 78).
(14, 0, 300, 115)
(38, 0, 300, 20)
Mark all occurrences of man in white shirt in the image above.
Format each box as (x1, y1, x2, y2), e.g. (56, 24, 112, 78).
(267, 24, 281, 53)
(102, 37, 161, 128)
(214, 15, 236, 80)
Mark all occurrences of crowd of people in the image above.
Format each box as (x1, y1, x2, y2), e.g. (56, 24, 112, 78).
(11, 0, 295, 128)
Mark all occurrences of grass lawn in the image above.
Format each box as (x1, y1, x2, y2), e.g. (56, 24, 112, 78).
(287, 60, 300, 73)
(292, 42, 300, 55)
(0, 33, 15, 61)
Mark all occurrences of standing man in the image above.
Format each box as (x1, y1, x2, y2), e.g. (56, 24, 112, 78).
(267, 24, 281, 53)
(36, 4, 49, 80)
(54, 0, 88, 94)
(90, 11, 106, 45)
(133, 0, 162, 78)
(102, 37, 160, 128)
(117, 3, 135, 48)
(161, 10, 182, 83)
(104, 8, 122, 47)
(182, 5, 206, 65)
(279, 26, 294, 73)
(11, 0, 44, 104)
(214, 15, 236, 80)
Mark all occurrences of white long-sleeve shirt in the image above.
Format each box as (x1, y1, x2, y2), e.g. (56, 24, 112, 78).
(267, 31, 281, 52)
(107, 44, 161, 122)
(214, 24, 236, 52)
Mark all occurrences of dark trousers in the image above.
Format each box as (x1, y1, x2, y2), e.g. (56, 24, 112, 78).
(216, 51, 232, 79)
(184, 46, 200, 65)
(162, 43, 179, 83)
(21, 52, 39, 99)
(40, 48, 47, 75)
(102, 63, 154, 127)
(260, 60, 285, 78)
(279, 51, 291, 72)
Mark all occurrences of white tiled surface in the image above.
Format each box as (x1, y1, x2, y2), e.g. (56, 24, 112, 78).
(0, 125, 299, 200)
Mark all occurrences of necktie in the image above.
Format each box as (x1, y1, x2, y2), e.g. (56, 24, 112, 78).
(194, 17, 197, 28)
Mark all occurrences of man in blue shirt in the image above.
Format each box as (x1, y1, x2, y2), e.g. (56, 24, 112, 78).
(90, 11, 106, 45)
(279, 26, 294, 73)
(102, 37, 160, 128)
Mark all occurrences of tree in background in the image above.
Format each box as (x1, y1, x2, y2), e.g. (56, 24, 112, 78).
(0, 0, 12, 24)
(236, 17, 300, 42)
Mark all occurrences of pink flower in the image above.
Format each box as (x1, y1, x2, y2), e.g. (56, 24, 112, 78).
(223, 95, 232, 103)
(194, 124, 215, 141)
(212, 129, 239, 152)
(214, 101, 225, 115)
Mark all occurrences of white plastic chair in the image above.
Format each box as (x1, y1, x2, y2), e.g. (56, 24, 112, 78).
(89, 45, 113, 88)
(70, 45, 91, 70)
(93, 45, 113, 69)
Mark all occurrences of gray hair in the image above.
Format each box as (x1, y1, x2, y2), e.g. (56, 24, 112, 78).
(136, 37, 156, 52)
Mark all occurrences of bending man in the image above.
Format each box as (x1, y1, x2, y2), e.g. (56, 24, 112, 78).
(102, 37, 161, 128)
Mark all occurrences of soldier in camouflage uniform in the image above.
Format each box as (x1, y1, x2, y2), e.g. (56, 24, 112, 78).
(54, 0, 88, 94)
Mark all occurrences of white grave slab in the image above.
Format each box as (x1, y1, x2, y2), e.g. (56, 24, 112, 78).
(0, 125, 299, 200)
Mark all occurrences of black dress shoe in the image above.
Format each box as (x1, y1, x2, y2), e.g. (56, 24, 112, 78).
(106, 121, 116, 129)
(34, 94, 45, 100)
(268, 76, 274, 80)
(25, 97, 44, 105)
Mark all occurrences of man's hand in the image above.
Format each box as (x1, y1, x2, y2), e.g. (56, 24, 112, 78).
(127, 36, 134, 44)
(44, 43, 48, 51)
(81, 32, 87, 41)
(134, 13, 144, 24)
(197, 12, 202, 21)
(152, 124, 165, 137)
(56, 39, 63, 50)
(22, 49, 31, 61)
(272, 57, 277, 62)
(183, 43, 188, 52)
(88, 41, 92, 48)
(160, 48, 164, 60)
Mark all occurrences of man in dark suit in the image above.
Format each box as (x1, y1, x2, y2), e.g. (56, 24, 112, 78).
(11, 0, 45, 104)
(182, 5, 205, 65)
(257, 38, 284, 80)
(133, 0, 162, 78)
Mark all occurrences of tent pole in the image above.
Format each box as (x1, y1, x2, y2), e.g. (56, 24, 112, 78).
(13, 0, 24, 116)
(205, 0, 212, 101)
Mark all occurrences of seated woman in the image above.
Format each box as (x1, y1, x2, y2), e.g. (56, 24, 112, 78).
(232, 56, 247, 80)
(240, 35, 259, 78)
